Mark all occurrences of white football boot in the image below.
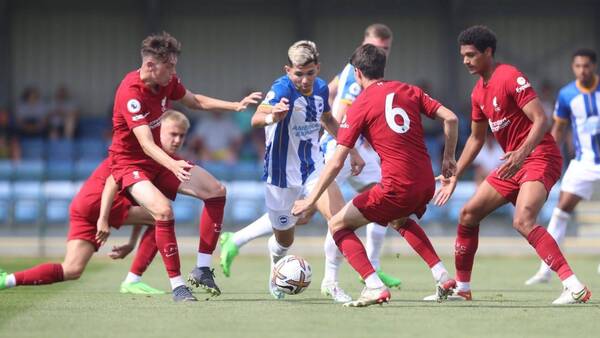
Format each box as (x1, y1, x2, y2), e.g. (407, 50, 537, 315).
(552, 286, 591, 305)
(320, 280, 352, 303)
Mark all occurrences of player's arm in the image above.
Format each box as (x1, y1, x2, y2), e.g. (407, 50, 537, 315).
(250, 98, 290, 128)
(496, 98, 547, 179)
(327, 76, 339, 107)
(108, 225, 143, 260)
(433, 120, 487, 206)
(551, 117, 569, 145)
(179, 90, 262, 113)
(132, 125, 192, 181)
(96, 175, 118, 246)
(434, 106, 459, 178)
(321, 110, 365, 176)
(292, 144, 352, 217)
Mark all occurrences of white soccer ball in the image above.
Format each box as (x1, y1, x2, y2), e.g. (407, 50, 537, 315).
(272, 255, 312, 295)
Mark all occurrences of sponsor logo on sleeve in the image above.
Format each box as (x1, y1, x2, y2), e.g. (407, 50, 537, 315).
(131, 113, 149, 122)
(515, 76, 531, 93)
(127, 99, 141, 113)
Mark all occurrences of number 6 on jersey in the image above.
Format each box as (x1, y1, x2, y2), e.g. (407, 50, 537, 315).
(385, 92, 410, 133)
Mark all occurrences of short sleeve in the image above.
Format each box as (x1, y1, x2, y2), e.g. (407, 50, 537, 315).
(118, 90, 149, 130)
(261, 80, 291, 107)
(505, 69, 537, 109)
(169, 76, 187, 101)
(321, 84, 331, 113)
(338, 68, 362, 105)
(336, 95, 367, 148)
(417, 86, 442, 119)
(471, 91, 486, 122)
(554, 90, 571, 121)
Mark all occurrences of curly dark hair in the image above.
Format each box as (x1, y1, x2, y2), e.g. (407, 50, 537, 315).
(140, 31, 181, 62)
(458, 25, 497, 56)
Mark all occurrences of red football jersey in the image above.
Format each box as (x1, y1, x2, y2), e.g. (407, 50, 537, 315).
(109, 70, 186, 167)
(337, 80, 441, 190)
(470, 63, 557, 155)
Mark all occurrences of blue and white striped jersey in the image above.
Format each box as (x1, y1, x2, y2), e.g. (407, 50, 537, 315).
(554, 78, 600, 165)
(331, 63, 362, 117)
(261, 75, 331, 188)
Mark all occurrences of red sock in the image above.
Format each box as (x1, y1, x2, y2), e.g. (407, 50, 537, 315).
(455, 224, 479, 282)
(130, 226, 158, 276)
(14, 263, 64, 285)
(332, 229, 375, 279)
(198, 196, 226, 254)
(396, 219, 441, 268)
(155, 220, 181, 278)
(527, 225, 573, 280)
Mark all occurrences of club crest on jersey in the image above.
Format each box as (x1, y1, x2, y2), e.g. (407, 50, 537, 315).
(279, 215, 289, 225)
(515, 76, 531, 93)
(127, 99, 141, 113)
(132, 171, 140, 180)
(493, 96, 501, 112)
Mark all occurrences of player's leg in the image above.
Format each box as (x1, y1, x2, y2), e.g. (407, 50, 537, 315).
(514, 181, 590, 304)
(526, 191, 581, 284)
(177, 165, 225, 295)
(128, 180, 195, 302)
(314, 182, 352, 303)
(453, 180, 508, 299)
(328, 201, 389, 307)
(1, 239, 95, 290)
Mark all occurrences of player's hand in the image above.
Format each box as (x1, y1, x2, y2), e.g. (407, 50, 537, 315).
(292, 199, 316, 218)
(237, 92, 263, 111)
(432, 175, 458, 206)
(349, 150, 365, 176)
(171, 160, 193, 182)
(271, 98, 290, 123)
(441, 156, 457, 178)
(95, 219, 111, 247)
(497, 149, 526, 180)
(108, 243, 135, 259)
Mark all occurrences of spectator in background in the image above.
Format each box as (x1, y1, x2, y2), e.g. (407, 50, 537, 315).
(0, 107, 21, 161)
(472, 131, 504, 185)
(233, 89, 265, 162)
(189, 111, 242, 163)
(48, 85, 79, 139)
(15, 86, 48, 138)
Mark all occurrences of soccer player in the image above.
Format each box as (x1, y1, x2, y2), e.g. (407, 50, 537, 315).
(433, 25, 591, 304)
(242, 40, 364, 300)
(218, 24, 403, 301)
(292, 43, 460, 307)
(525, 48, 600, 285)
(107, 32, 261, 301)
(0, 110, 209, 301)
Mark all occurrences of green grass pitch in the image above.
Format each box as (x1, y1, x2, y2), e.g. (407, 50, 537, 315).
(1, 254, 599, 338)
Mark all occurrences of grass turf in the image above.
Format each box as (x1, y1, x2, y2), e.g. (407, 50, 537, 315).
(1, 254, 599, 338)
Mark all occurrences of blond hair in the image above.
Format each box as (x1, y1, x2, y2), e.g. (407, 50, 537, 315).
(162, 109, 190, 130)
(287, 40, 319, 67)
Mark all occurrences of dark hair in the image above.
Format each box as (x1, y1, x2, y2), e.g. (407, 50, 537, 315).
(141, 31, 181, 62)
(458, 25, 497, 56)
(350, 44, 386, 80)
(364, 23, 393, 40)
(572, 48, 597, 64)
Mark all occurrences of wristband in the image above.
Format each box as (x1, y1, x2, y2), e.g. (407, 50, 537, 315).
(265, 114, 274, 125)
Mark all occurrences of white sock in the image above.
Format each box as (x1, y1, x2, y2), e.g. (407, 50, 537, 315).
(323, 230, 343, 282)
(364, 272, 385, 289)
(268, 235, 289, 266)
(456, 281, 471, 292)
(5, 274, 16, 288)
(538, 208, 571, 275)
(169, 275, 186, 290)
(124, 272, 142, 284)
(233, 213, 272, 247)
(196, 252, 212, 268)
(562, 274, 584, 292)
(431, 261, 448, 282)
(365, 223, 387, 269)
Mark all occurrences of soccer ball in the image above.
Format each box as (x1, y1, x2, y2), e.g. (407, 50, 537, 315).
(272, 255, 312, 295)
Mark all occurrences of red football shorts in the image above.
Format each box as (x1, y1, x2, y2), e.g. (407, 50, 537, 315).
(352, 182, 435, 224)
(486, 153, 562, 205)
(110, 158, 183, 202)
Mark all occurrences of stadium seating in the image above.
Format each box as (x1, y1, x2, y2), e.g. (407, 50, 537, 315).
(173, 195, 201, 224)
(0, 160, 12, 180)
(13, 160, 45, 181)
(44, 181, 75, 224)
(12, 181, 43, 225)
(21, 138, 46, 160)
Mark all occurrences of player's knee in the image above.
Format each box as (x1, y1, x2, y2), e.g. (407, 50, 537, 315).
(459, 206, 479, 226)
(62, 264, 85, 281)
(153, 204, 174, 221)
(328, 216, 345, 234)
(512, 216, 535, 235)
